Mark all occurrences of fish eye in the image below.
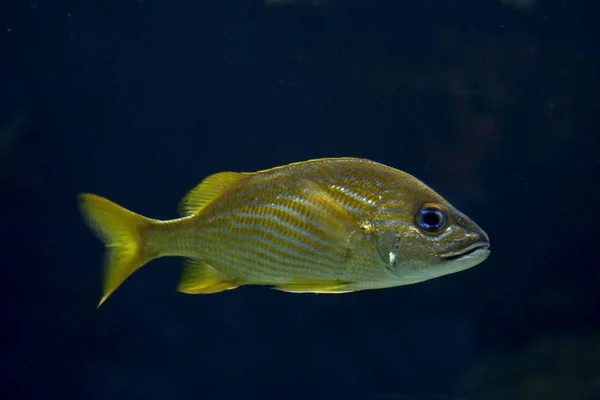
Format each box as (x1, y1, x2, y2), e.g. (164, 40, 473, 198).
(416, 204, 447, 233)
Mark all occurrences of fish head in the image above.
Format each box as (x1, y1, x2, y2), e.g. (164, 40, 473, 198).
(374, 193, 490, 284)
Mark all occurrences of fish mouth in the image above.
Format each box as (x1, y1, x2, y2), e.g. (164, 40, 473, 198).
(440, 242, 490, 261)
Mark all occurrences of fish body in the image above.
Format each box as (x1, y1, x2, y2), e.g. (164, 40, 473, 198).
(79, 157, 490, 306)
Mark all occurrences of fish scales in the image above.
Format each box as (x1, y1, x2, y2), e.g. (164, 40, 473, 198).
(78, 157, 490, 306)
(201, 199, 356, 282)
(192, 171, 366, 277)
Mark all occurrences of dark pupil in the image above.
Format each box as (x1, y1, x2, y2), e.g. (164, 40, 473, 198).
(418, 207, 446, 232)
(422, 210, 441, 227)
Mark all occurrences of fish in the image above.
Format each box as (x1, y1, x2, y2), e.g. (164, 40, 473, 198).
(78, 157, 490, 307)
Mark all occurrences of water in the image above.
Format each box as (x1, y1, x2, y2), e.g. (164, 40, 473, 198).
(2, 0, 598, 399)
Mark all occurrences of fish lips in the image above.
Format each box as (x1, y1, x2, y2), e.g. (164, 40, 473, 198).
(439, 241, 491, 261)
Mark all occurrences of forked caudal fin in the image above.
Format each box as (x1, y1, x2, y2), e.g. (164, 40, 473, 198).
(78, 193, 157, 307)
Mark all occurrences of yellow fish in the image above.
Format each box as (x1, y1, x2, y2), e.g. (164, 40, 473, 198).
(78, 157, 490, 307)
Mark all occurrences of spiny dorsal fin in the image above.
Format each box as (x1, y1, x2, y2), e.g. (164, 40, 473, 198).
(179, 171, 250, 216)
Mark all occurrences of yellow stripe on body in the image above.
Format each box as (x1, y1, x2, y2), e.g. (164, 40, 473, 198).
(201, 200, 350, 282)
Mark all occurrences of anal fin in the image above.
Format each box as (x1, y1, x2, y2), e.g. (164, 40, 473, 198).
(274, 278, 352, 294)
(177, 259, 239, 294)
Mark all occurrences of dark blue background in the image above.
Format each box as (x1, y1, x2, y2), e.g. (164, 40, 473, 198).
(2, 0, 598, 399)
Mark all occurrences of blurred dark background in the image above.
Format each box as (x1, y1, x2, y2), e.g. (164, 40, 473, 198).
(1, 0, 599, 399)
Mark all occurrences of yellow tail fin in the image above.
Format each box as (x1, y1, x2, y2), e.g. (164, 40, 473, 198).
(78, 193, 155, 307)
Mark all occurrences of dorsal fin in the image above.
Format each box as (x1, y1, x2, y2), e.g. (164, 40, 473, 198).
(179, 171, 250, 216)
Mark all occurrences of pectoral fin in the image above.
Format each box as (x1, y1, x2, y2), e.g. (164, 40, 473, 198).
(274, 279, 352, 294)
(177, 259, 239, 294)
(298, 180, 358, 249)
